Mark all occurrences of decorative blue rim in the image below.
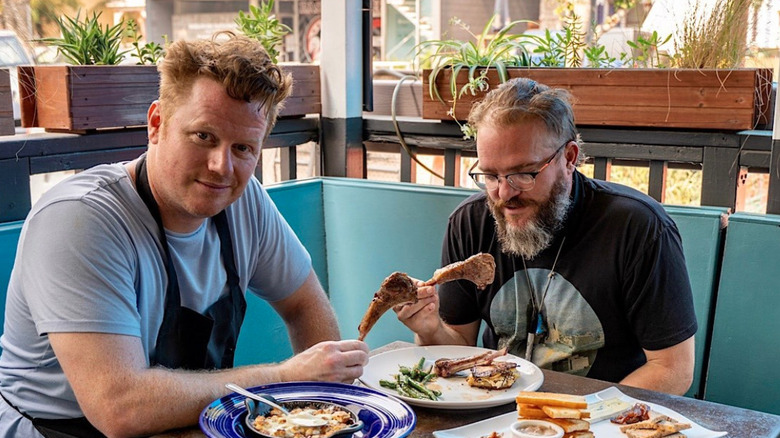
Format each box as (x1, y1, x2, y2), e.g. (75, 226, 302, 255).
(200, 381, 417, 438)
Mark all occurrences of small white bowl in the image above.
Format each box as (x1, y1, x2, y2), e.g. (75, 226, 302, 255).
(510, 419, 565, 438)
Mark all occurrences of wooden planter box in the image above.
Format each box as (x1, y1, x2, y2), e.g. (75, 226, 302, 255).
(278, 64, 321, 118)
(370, 79, 423, 118)
(18, 65, 159, 132)
(17, 64, 319, 132)
(422, 67, 774, 130)
(0, 68, 13, 136)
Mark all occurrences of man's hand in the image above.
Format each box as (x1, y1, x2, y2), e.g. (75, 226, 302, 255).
(392, 282, 442, 339)
(279, 340, 369, 383)
(392, 282, 479, 346)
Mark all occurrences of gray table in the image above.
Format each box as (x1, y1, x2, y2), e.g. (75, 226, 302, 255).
(167, 341, 780, 437)
(372, 342, 780, 438)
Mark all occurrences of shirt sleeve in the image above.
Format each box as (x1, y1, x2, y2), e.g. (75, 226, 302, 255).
(623, 222, 698, 351)
(437, 202, 484, 325)
(20, 200, 142, 337)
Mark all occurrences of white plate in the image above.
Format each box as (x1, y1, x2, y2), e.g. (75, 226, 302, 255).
(432, 386, 728, 438)
(359, 345, 544, 409)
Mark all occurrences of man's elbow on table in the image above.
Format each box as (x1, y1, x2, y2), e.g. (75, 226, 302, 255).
(620, 336, 695, 395)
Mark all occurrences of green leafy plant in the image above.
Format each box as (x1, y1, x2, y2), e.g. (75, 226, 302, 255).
(526, 13, 587, 67)
(235, 0, 291, 64)
(623, 31, 672, 68)
(38, 11, 128, 65)
(583, 44, 617, 68)
(415, 15, 534, 137)
(126, 19, 166, 65)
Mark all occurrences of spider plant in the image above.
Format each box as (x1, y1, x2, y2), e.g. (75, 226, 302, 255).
(38, 11, 128, 65)
(235, 0, 291, 64)
(416, 15, 535, 116)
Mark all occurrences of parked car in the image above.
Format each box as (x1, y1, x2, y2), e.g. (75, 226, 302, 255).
(0, 30, 34, 124)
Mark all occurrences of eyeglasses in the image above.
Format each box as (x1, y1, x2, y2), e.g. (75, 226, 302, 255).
(468, 141, 569, 192)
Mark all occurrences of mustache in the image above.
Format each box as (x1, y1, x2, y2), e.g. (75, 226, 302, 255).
(494, 197, 540, 210)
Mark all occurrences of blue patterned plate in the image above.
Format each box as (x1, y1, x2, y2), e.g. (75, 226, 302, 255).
(200, 381, 416, 438)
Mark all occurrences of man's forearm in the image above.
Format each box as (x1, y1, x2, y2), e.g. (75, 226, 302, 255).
(619, 362, 693, 395)
(286, 308, 341, 352)
(414, 321, 472, 346)
(88, 363, 287, 437)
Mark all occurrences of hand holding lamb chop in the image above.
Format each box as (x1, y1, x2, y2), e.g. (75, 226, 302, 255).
(357, 253, 495, 341)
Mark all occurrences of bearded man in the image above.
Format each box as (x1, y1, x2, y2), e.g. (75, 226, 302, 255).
(393, 78, 697, 395)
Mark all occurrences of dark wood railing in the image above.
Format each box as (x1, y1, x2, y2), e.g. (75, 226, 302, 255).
(0, 117, 319, 222)
(363, 115, 780, 214)
(2, 109, 779, 221)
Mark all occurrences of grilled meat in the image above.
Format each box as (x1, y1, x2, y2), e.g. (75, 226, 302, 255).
(357, 272, 417, 341)
(433, 347, 508, 377)
(467, 361, 520, 389)
(425, 253, 496, 290)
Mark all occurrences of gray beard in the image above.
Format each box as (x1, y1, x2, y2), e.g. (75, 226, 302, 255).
(489, 178, 571, 260)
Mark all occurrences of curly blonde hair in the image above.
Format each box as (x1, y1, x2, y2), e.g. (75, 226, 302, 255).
(158, 31, 293, 136)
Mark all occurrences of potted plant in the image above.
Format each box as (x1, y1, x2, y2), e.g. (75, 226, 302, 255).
(235, 0, 320, 118)
(17, 13, 163, 132)
(420, 0, 773, 133)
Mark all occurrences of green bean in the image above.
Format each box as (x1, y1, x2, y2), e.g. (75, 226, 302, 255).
(379, 379, 397, 389)
(383, 357, 440, 400)
(404, 375, 438, 400)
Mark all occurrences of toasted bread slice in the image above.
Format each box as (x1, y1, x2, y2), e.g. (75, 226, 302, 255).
(545, 418, 590, 433)
(621, 414, 692, 437)
(564, 432, 594, 438)
(518, 403, 549, 419)
(624, 429, 663, 438)
(516, 392, 588, 409)
(541, 405, 590, 419)
(620, 415, 669, 431)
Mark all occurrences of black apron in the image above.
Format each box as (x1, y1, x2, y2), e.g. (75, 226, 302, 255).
(4, 155, 247, 437)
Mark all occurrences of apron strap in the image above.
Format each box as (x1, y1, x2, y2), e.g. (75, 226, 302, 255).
(1, 390, 104, 438)
(134, 154, 246, 370)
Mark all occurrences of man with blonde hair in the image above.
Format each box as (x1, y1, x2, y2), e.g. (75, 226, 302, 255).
(0, 32, 368, 437)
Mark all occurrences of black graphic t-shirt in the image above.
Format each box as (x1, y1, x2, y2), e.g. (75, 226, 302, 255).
(438, 171, 698, 383)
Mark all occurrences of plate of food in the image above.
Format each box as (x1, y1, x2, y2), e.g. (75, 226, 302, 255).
(200, 381, 416, 438)
(359, 345, 544, 409)
(432, 387, 727, 438)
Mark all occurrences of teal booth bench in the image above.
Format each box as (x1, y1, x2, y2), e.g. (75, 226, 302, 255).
(235, 178, 727, 405)
(704, 212, 780, 415)
(1, 177, 777, 415)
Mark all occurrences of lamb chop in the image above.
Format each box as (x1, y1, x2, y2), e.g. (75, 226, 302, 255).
(433, 347, 508, 377)
(357, 254, 495, 341)
(357, 272, 417, 341)
(425, 253, 496, 290)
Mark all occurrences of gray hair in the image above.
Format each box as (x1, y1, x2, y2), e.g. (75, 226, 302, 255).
(468, 77, 584, 165)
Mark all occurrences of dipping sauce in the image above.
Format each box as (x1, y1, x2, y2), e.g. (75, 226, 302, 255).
(516, 424, 559, 436)
(252, 405, 354, 438)
(510, 420, 564, 438)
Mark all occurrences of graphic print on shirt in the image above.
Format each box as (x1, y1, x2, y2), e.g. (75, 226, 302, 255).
(490, 268, 604, 376)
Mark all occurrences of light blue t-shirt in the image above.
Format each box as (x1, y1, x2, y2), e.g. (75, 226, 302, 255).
(0, 163, 311, 432)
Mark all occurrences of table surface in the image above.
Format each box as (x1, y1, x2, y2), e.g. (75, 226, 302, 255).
(174, 341, 780, 438)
